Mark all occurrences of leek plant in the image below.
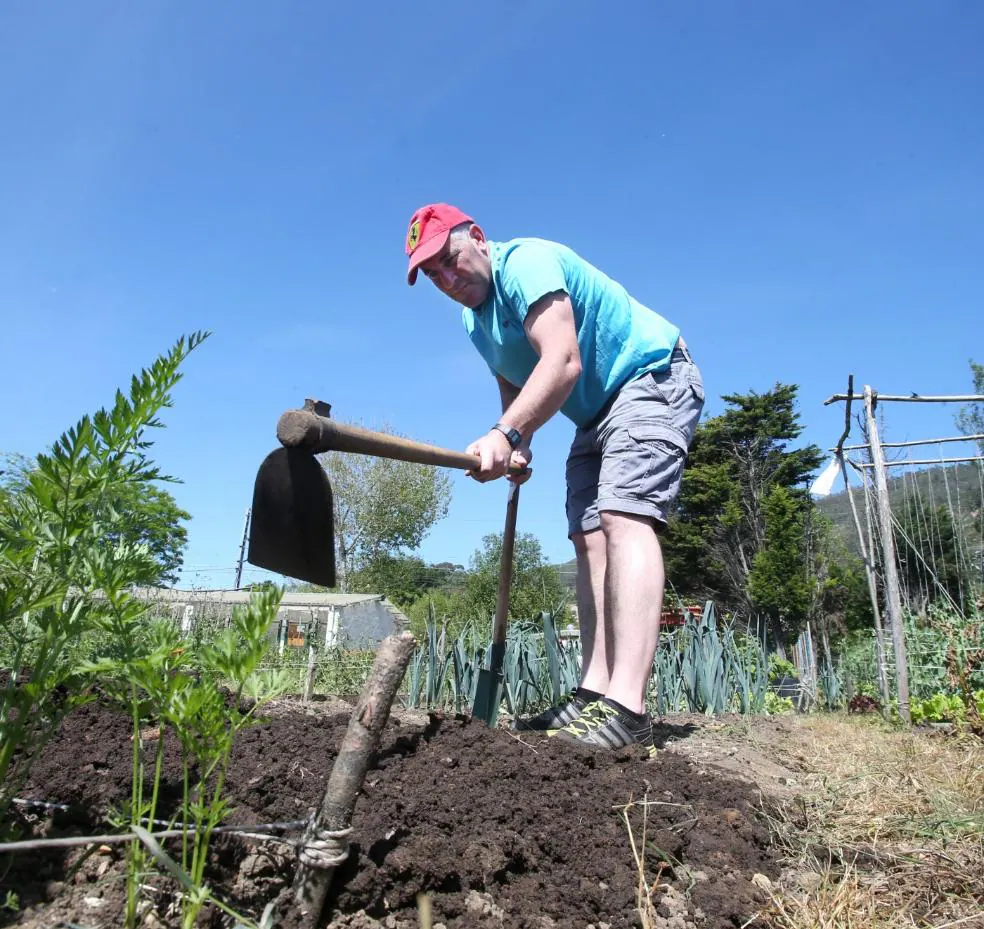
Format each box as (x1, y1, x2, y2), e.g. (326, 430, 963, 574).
(405, 603, 777, 719)
(405, 612, 580, 713)
(652, 603, 770, 716)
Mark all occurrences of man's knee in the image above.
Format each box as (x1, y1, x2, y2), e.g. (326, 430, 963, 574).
(599, 510, 658, 538)
(571, 527, 604, 556)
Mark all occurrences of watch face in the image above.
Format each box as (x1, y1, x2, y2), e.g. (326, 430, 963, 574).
(494, 425, 520, 448)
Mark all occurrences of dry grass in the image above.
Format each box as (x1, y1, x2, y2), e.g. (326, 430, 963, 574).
(765, 715, 984, 929)
(618, 794, 696, 928)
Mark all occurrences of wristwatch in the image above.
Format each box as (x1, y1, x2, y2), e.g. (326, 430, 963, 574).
(491, 423, 522, 449)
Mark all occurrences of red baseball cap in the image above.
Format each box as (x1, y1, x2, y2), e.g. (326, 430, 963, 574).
(404, 203, 474, 285)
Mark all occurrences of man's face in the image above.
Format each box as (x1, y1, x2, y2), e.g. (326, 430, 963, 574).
(418, 225, 492, 308)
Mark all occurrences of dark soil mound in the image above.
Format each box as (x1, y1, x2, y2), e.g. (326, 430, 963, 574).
(5, 699, 779, 928)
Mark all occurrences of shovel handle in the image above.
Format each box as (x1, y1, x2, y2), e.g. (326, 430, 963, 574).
(492, 482, 520, 649)
(277, 410, 527, 475)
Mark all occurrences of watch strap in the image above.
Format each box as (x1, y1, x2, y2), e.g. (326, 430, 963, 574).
(491, 423, 522, 449)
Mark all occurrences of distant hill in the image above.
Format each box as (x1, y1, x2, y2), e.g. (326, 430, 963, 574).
(817, 461, 982, 554)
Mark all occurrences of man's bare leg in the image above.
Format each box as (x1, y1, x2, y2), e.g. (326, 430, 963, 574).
(572, 527, 610, 695)
(599, 511, 664, 714)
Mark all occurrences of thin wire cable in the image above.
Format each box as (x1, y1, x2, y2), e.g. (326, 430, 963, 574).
(0, 819, 309, 855)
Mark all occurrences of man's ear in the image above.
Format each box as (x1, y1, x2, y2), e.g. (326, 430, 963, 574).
(469, 223, 487, 245)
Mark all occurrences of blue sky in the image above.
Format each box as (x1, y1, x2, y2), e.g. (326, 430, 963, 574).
(2, 2, 981, 588)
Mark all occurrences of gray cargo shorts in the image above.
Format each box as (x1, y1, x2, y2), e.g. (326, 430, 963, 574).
(566, 343, 705, 536)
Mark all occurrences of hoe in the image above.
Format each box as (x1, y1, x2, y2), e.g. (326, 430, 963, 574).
(247, 399, 525, 726)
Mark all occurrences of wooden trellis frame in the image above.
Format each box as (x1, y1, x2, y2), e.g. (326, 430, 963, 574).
(824, 378, 984, 724)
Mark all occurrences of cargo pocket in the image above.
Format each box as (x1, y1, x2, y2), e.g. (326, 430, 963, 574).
(619, 426, 687, 497)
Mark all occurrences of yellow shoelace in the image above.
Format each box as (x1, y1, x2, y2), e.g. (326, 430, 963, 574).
(551, 701, 617, 737)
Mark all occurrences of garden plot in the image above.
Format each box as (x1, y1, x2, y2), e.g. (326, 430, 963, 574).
(7, 697, 784, 929)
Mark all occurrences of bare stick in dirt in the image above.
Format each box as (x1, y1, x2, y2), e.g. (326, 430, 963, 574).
(292, 630, 416, 927)
(863, 385, 911, 724)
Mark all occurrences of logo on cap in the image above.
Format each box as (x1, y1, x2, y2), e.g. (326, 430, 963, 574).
(407, 221, 421, 252)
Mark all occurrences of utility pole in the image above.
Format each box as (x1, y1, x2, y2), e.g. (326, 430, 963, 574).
(863, 386, 911, 724)
(234, 508, 251, 590)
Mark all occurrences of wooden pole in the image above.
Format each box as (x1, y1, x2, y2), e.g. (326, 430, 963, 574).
(234, 508, 251, 589)
(863, 386, 911, 724)
(826, 393, 984, 405)
(834, 376, 890, 710)
(303, 642, 318, 703)
(292, 631, 415, 926)
(834, 433, 984, 451)
(855, 455, 984, 468)
(843, 465, 891, 709)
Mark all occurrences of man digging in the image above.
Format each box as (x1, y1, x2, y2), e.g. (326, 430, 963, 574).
(405, 203, 704, 751)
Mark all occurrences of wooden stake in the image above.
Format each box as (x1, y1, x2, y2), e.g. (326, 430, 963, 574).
(303, 643, 317, 703)
(834, 375, 890, 710)
(863, 385, 911, 724)
(292, 631, 416, 926)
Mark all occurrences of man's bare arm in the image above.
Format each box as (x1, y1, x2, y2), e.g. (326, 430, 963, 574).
(497, 291, 581, 439)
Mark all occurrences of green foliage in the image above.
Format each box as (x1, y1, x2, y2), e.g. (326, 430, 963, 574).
(954, 360, 984, 453)
(839, 604, 984, 701)
(405, 587, 473, 641)
(463, 530, 566, 623)
(910, 690, 984, 725)
(748, 485, 812, 642)
(765, 691, 795, 714)
(88, 587, 289, 928)
(348, 553, 444, 608)
(405, 612, 580, 715)
(318, 432, 452, 589)
(822, 550, 874, 632)
(769, 654, 798, 682)
(653, 603, 771, 716)
(0, 331, 209, 833)
(895, 494, 970, 608)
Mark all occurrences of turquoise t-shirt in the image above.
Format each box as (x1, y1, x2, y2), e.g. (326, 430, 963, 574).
(462, 238, 681, 427)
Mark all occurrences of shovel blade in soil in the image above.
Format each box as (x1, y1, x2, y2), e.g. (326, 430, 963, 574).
(472, 667, 504, 727)
(247, 447, 336, 587)
(473, 640, 507, 727)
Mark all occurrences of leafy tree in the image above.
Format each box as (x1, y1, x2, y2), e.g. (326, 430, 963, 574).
(106, 482, 190, 585)
(954, 359, 984, 453)
(318, 427, 453, 590)
(747, 485, 812, 647)
(405, 587, 471, 641)
(663, 383, 823, 648)
(348, 553, 436, 608)
(463, 530, 565, 625)
(1, 454, 190, 586)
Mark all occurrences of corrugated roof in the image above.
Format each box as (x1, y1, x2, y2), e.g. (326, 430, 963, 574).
(128, 587, 386, 607)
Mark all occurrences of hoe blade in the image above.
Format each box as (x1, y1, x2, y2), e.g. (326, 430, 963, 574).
(247, 447, 336, 588)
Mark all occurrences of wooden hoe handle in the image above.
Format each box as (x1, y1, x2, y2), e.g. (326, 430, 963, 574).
(277, 409, 527, 475)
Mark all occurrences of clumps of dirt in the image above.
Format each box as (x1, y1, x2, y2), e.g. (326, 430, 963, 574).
(6, 699, 783, 928)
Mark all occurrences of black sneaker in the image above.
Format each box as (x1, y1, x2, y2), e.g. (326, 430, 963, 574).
(512, 692, 590, 731)
(550, 699, 655, 752)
